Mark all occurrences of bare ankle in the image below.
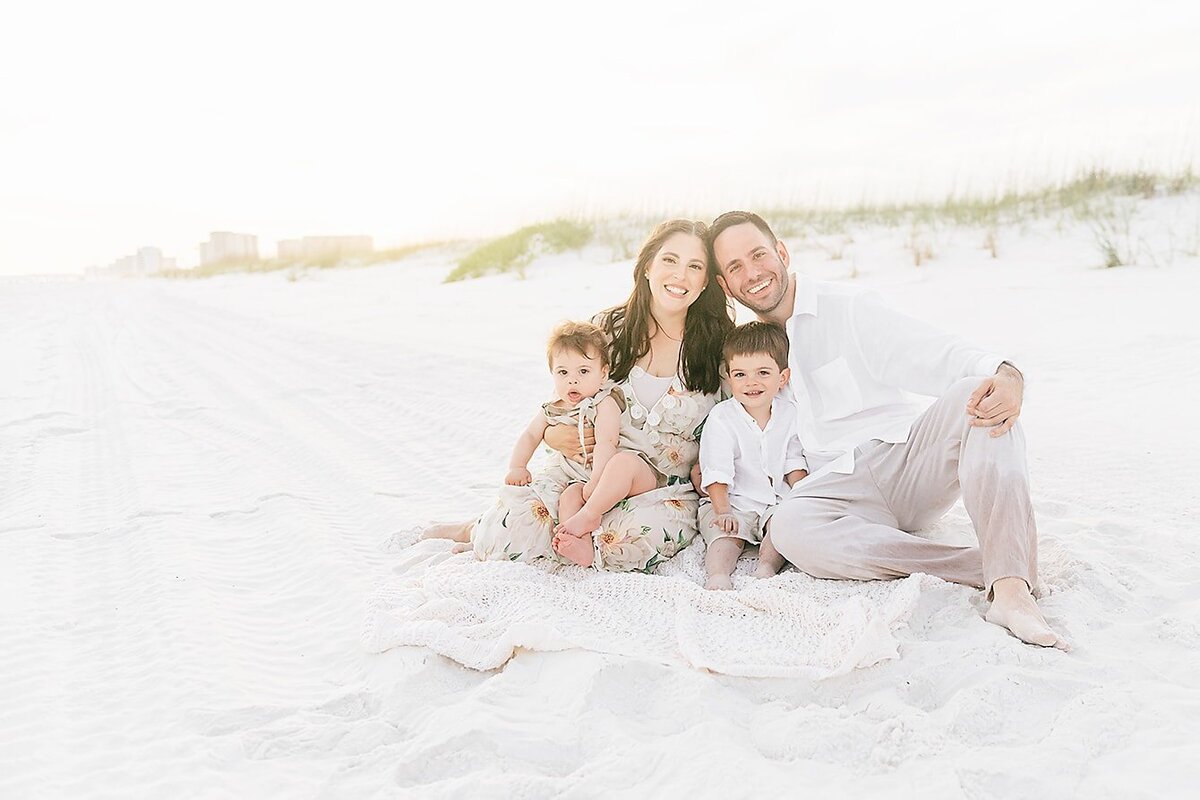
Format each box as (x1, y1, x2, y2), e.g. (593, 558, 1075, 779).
(991, 576, 1033, 602)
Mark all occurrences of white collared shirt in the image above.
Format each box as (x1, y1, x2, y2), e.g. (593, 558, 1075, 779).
(699, 395, 808, 515)
(783, 274, 1006, 475)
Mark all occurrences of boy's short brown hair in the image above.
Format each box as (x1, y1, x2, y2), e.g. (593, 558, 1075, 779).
(722, 321, 789, 371)
(547, 321, 610, 369)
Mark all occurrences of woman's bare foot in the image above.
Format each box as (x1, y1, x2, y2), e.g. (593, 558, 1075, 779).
(554, 507, 602, 539)
(754, 533, 786, 578)
(552, 531, 594, 567)
(985, 577, 1069, 650)
(421, 521, 473, 543)
(705, 573, 734, 590)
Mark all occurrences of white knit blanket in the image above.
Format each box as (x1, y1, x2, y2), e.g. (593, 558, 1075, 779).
(362, 534, 938, 678)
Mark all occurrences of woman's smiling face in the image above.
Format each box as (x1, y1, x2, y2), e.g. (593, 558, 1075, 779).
(643, 232, 708, 317)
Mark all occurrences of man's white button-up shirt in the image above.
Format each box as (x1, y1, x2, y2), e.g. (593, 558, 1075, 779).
(699, 395, 808, 515)
(784, 274, 1006, 475)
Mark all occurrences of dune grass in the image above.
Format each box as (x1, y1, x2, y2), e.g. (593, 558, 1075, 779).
(762, 167, 1198, 237)
(552, 167, 1198, 273)
(444, 219, 593, 282)
(159, 242, 445, 280)
(156, 167, 1195, 281)
(748, 167, 1198, 270)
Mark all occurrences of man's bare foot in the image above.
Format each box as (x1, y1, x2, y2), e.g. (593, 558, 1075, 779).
(754, 533, 786, 578)
(552, 531, 594, 567)
(422, 521, 472, 543)
(554, 508, 602, 539)
(705, 573, 734, 590)
(985, 577, 1069, 650)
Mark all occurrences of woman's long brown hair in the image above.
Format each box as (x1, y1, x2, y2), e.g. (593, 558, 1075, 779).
(596, 219, 733, 395)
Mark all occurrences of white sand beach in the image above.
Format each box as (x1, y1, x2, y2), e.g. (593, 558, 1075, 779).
(3, 196, 1200, 797)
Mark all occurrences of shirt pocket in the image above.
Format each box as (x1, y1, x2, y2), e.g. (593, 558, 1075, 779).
(810, 356, 864, 420)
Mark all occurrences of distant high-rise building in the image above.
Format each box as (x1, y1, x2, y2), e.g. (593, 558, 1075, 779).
(102, 246, 171, 277)
(199, 231, 258, 265)
(276, 235, 373, 262)
(136, 246, 163, 275)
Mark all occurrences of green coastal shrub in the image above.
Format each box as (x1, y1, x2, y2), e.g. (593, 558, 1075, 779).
(445, 219, 593, 282)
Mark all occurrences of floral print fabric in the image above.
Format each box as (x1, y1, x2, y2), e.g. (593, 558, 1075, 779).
(471, 374, 717, 572)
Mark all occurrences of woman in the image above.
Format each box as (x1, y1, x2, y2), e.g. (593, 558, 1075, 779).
(427, 219, 733, 572)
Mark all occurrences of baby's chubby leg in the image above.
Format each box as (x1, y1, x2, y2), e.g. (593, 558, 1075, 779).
(552, 483, 593, 565)
(557, 484, 585, 526)
(705, 537, 745, 590)
(555, 453, 657, 540)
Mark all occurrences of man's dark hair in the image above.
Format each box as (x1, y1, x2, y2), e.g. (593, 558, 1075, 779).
(722, 321, 789, 371)
(705, 211, 778, 268)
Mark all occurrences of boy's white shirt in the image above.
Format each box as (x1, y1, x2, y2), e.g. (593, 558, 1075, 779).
(699, 395, 808, 515)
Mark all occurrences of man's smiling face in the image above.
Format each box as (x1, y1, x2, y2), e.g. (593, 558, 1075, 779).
(712, 222, 791, 315)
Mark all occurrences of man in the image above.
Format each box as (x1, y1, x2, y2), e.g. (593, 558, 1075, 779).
(706, 211, 1065, 649)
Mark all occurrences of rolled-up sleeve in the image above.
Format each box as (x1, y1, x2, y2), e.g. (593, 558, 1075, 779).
(784, 431, 808, 474)
(972, 353, 1007, 378)
(699, 413, 736, 489)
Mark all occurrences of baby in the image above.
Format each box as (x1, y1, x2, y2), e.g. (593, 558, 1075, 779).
(504, 321, 634, 566)
(698, 321, 808, 590)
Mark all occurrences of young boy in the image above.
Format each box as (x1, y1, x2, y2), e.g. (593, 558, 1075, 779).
(698, 321, 808, 590)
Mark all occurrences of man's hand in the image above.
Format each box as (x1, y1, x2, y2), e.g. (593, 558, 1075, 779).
(505, 467, 531, 486)
(967, 363, 1024, 437)
(544, 423, 595, 464)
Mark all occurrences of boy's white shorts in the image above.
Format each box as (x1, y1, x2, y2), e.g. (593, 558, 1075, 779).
(697, 502, 775, 546)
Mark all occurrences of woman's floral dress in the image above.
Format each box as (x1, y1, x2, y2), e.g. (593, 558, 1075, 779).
(471, 367, 717, 572)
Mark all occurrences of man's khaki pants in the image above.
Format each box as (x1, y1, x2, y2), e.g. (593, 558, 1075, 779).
(768, 378, 1038, 596)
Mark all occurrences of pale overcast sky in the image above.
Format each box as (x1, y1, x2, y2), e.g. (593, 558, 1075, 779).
(2, 0, 1197, 275)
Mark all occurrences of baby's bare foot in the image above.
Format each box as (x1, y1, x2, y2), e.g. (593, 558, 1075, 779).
(985, 577, 1069, 650)
(704, 574, 734, 591)
(553, 531, 594, 567)
(554, 508, 602, 539)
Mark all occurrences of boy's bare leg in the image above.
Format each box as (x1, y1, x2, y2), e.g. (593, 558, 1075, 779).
(754, 531, 786, 578)
(558, 484, 585, 526)
(421, 521, 473, 543)
(554, 453, 657, 540)
(704, 537, 744, 590)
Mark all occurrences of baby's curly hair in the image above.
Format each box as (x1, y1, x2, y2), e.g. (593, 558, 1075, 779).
(546, 321, 610, 370)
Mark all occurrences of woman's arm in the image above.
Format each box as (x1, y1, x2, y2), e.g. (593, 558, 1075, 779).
(582, 397, 621, 498)
(506, 412, 550, 485)
(544, 421, 595, 464)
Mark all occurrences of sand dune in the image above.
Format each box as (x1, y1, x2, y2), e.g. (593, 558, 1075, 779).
(3, 207, 1199, 797)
